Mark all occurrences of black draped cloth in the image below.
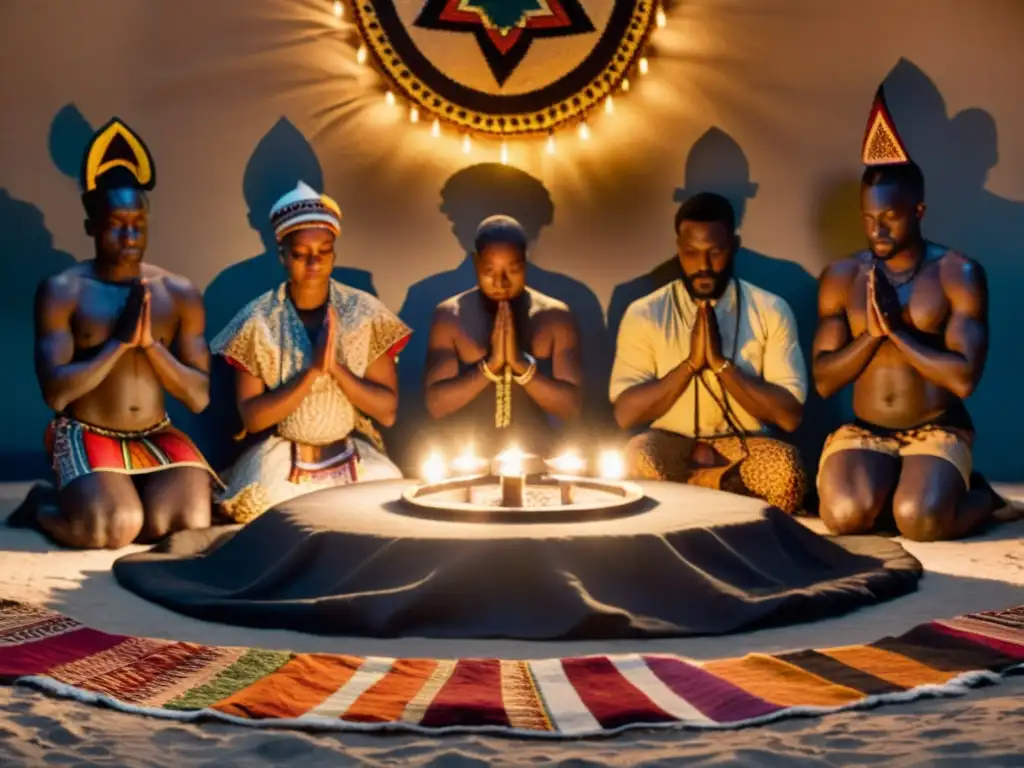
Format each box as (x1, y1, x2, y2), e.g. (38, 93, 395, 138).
(113, 480, 921, 640)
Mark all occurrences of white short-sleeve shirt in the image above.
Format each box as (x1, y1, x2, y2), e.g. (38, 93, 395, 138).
(609, 278, 807, 437)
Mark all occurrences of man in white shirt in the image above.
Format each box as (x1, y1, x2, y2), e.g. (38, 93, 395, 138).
(610, 193, 808, 513)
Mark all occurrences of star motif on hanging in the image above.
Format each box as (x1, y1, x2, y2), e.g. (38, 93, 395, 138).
(414, 0, 596, 86)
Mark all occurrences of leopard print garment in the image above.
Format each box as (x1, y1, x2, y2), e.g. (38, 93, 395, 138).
(625, 430, 807, 514)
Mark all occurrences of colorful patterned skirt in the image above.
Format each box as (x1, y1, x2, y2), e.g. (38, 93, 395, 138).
(45, 416, 220, 491)
(217, 434, 402, 524)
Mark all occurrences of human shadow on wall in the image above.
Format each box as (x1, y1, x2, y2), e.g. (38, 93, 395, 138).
(0, 191, 78, 480)
(390, 163, 612, 472)
(0, 105, 92, 480)
(881, 59, 1024, 481)
(606, 128, 843, 503)
(200, 118, 377, 471)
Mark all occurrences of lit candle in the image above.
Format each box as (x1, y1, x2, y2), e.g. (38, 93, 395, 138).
(598, 450, 625, 480)
(452, 448, 487, 477)
(421, 452, 447, 484)
(497, 447, 525, 507)
(546, 451, 585, 476)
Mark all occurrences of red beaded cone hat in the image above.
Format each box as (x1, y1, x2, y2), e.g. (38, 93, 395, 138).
(862, 85, 910, 166)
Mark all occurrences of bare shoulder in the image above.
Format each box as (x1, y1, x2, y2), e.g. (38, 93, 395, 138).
(146, 266, 203, 306)
(429, 296, 464, 342)
(816, 253, 867, 311)
(36, 264, 86, 309)
(937, 248, 986, 292)
(819, 253, 866, 291)
(525, 287, 573, 331)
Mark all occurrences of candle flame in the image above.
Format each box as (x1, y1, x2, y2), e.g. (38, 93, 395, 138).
(452, 448, 487, 476)
(356, 45, 368, 65)
(431, 118, 441, 137)
(548, 452, 585, 475)
(639, 57, 649, 75)
(333, 1, 344, 19)
(497, 446, 525, 477)
(656, 6, 666, 28)
(598, 450, 625, 480)
(421, 452, 447, 484)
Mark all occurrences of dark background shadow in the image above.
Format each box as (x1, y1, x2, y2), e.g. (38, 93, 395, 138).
(882, 59, 1024, 481)
(606, 128, 844, 509)
(197, 118, 378, 471)
(0, 105, 89, 480)
(0, 191, 78, 480)
(389, 163, 612, 472)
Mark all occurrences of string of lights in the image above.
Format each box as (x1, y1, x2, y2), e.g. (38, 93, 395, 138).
(331, 0, 668, 156)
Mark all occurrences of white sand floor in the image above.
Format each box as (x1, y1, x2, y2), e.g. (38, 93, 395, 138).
(1, 482, 1024, 766)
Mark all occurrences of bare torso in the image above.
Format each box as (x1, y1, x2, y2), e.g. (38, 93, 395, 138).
(840, 244, 965, 428)
(57, 263, 184, 430)
(446, 287, 563, 365)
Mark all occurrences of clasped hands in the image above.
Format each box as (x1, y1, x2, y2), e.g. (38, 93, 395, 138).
(313, 308, 344, 374)
(114, 279, 156, 349)
(866, 266, 902, 338)
(486, 301, 531, 377)
(685, 302, 728, 374)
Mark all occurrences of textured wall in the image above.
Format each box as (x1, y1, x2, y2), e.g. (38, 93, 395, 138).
(1, 0, 1021, 479)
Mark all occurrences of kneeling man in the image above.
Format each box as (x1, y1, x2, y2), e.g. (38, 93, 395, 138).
(32, 118, 218, 548)
(424, 215, 582, 457)
(813, 86, 1004, 541)
(611, 193, 808, 513)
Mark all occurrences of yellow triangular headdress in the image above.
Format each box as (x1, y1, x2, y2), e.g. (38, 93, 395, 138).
(862, 86, 910, 166)
(79, 118, 155, 193)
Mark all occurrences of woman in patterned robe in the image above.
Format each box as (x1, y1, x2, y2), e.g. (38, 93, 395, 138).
(211, 182, 411, 522)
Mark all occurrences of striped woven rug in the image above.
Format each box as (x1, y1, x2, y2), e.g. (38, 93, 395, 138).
(1, 599, 1022, 737)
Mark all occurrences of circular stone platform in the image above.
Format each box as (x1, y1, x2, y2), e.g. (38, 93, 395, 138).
(113, 480, 922, 640)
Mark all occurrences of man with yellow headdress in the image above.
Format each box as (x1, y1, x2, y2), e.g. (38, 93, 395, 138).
(211, 182, 411, 522)
(813, 85, 1008, 541)
(30, 118, 218, 549)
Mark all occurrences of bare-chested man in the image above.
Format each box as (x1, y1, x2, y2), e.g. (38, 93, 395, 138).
(31, 118, 218, 549)
(814, 87, 1003, 541)
(424, 215, 582, 457)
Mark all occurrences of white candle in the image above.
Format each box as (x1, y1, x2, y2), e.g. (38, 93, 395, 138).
(497, 446, 525, 507)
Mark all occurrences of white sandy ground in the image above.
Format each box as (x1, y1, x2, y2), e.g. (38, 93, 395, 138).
(1, 483, 1024, 766)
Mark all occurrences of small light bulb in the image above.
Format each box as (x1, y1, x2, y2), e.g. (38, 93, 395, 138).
(656, 6, 666, 28)
(409, 106, 419, 123)
(621, 78, 631, 92)
(462, 133, 472, 154)
(500, 140, 509, 165)
(546, 133, 556, 154)
(578, 122, 590, 141)
(605, 96, 614, 115)
(431, 118, 440, 137)
(333, 1, 344, 18)
(385, 90, 396, 106)
(639, 57, 649, 75)
(356, 45, 368, 65)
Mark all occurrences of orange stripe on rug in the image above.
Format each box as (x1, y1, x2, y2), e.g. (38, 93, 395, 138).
(823, 646, 954, 688)
(212, 653, 362, 719)
(343, 658, 438, 723)
(702, 655, 863, 708)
